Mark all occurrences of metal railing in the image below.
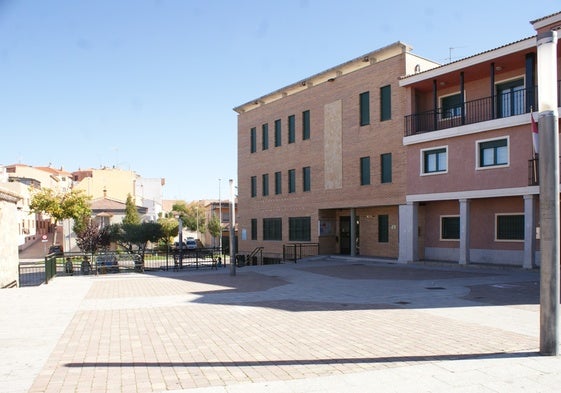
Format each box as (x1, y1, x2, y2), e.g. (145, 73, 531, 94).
(404, 86, 539, 136)
(283, 243, 320, 263)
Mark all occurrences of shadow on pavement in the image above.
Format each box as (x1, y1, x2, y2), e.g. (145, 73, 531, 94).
(64, 350, 539, 369)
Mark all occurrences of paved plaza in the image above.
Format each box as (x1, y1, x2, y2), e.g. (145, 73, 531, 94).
(2, 256, 561, 393)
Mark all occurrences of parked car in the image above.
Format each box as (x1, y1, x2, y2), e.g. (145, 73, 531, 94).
(48, 244, 63, 256)
(186, 239, 197, 250)
(96, 253, 119, 273)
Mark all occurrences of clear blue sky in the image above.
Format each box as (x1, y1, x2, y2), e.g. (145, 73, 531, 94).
(0, 0, 558, 202)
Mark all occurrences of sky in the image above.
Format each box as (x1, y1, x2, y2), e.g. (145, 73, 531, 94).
(0, 0, 559, 202)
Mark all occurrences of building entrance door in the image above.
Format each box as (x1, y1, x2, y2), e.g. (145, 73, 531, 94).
(339, 216, 351, 254)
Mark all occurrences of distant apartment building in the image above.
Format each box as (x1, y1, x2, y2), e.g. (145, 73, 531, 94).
(72, 167, 138, 201)
(397, 12, 561, 267)
(235, 42, 438, 261)
(134, 177, 165, 221)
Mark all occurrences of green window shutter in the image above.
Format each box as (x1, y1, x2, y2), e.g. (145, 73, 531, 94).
(303, 166, 311, 192)
(360, 91, 370, 126)
(381, 153, 392, 183)
(441, 216, 460, 240)
(288, 169, 296, 193)
(380, 85, 391, 121)
(288, 115, 295, 143)
(262, 123, 269, 150)
(378, 215, 389, 243)
(262, 173, 269, 196)
(274, 119, 282, 147)
(251, 176, 257, 197)
(275, 171, 282, 194)
(302, 110, 310, 140)
(251, 218, 257, 240)
(250, 127, 256, 153)
(360, 156, 370, 185)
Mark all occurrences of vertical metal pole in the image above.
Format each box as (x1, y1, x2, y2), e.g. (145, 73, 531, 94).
(178, 216, 183, 269)
(219, 179, 222, 253)
(229, 179, 236, 276)
(537, 30, 559, 356)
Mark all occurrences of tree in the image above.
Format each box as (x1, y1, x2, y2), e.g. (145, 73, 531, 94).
(207, 215, 221, 245)
(74, 220, 110, 254)
(108, 221, 164, 267)
(123, 193, 141, 225)
(172, 201, 206, 232)
(158, 217, 179, 248)
(30, 188, 91, 245)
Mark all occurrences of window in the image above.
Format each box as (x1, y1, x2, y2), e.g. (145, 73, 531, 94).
(496, 214, 524, 241)
(359, 91, 370, 126)
(288, 169, 296, 193)
(497, 78, 525, 118)
(441, 93, 462, 119)
(441, 216, 460, 240)
(262, 123, 269, 150)
(250, 176, 257, 197)
(302, 110, 310, 140)
(378, 215, 389, 243)
(274, 119, 282, 147)
(380, 85, 391, 121)
(288, 115, 295, 144)
(275, 171, 282, 195)
(360, 156, 370, 185)
(381, 153, 392, 183)
(251, 218, 257, 240)
(250, 127, 256, 153)
(422, 147, 447, 174)
(478, 138, 508, 168)
(262, 173, 269, 196)
(289, 216, 311, 241)
(263, 218, 282, 241)
(303, 166, 311, 192)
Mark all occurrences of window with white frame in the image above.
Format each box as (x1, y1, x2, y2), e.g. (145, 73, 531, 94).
(496, 213, 524, 241)
(477, 137, 509, 168)
(422, 146, 447, 174)
(440, 215, 460, 240)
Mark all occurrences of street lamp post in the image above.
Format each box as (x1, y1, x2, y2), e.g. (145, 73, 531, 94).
(537, 30, 560, 356)
(229, 179, 236, 276)
(176, 214, 183, 269)
(219, 178, 222, 253)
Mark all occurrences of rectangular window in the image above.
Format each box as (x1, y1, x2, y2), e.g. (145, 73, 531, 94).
(251, 218, 257, 240)
(381, 153, 392, 183)
(360, 156, 371, 185)
(288, 115, 296, 144)
(441, 216, 460, 240)
(263, 217, 282, 241)
(274, 119, 282, 147)
(250, 176, 257, 198)
(441, 93, 462, 119)
(422, 147, 447, 174)
(262, 123, 269, 150)
(359, 91, 370, 126)
(378, 215, 389, 243)
(250, 127, 256, 153)
(288, 169, 296, 193)
(380, 85, 391, 121)
(289, 216, 311, 241)
(262, 173, 269, 196)
(496, 214, 524, 241)
(275, 171, 282, 195)
(303, 166, 311, 192)
(302, 110, 310, 140)
(479, 138, 508, 168)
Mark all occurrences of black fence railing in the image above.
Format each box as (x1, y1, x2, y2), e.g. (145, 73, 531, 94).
(405, 86, 539, 136)
(18, 247, 230, 287)
(283, 243, 320, 263)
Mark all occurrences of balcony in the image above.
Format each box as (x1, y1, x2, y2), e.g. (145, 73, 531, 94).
(404, 85, 544, 136)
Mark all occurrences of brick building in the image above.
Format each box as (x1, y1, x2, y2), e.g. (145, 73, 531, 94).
(234, 42, 438, 261)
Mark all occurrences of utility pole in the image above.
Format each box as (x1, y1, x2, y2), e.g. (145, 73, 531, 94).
(537, 30, 559, 356)
(229, 179, 236, 276)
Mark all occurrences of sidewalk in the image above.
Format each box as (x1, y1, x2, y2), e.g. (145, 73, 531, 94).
(1, 256, 560, 393)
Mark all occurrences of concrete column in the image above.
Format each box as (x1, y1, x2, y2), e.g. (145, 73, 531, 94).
(459, 199, 470, 265)
(350, 208, 356, 257)
(398, 203, 418, 264)
(523, 194, 536, 269)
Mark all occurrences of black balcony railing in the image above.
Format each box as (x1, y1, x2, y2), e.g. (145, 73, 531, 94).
(404, 85, 544, 136)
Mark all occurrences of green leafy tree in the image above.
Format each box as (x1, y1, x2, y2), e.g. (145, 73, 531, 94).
(122, 193, 141, 225)
(30, 188, 92, 245)
(172, 201, 206, 232)
(108, 222, 164, 266)
(207, 215, 221, 244)
(158, 217, 179, 248)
